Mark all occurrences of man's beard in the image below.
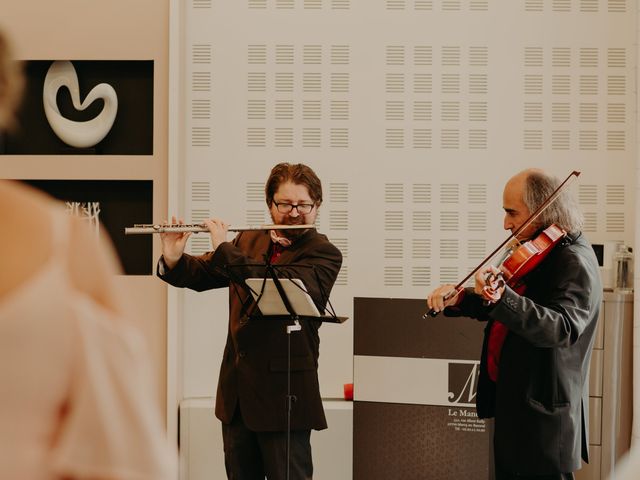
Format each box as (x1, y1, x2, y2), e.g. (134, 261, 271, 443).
(270, 213, 307, 240)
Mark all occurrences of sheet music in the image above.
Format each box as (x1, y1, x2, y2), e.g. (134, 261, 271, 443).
(245, 278, 321, 317)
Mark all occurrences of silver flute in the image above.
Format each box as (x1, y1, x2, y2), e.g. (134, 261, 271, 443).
(124, 223, 315, 235)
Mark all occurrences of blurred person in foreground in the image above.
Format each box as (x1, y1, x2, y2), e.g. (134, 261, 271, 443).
(0, 30, 176, 479)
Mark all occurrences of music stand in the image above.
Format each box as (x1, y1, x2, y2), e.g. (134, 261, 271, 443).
(230, 263, 346, 480)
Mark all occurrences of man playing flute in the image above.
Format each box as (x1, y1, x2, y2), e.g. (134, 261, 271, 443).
(157, 162, 342, 480)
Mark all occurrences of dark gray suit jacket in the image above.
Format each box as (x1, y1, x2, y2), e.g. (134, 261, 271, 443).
(158, 228, 342, 432)
(445, 231, 602, 475)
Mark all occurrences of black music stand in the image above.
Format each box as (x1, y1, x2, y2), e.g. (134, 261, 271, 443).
(232, 262, 346, 480)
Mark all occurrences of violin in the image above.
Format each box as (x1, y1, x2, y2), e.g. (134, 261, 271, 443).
(481, 224, 566, 303)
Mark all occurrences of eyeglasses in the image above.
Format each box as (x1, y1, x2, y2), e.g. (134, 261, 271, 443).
(273, 202, 315, 214)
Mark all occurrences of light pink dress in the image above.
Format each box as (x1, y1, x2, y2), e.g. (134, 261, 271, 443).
(0, 211, 176, 479)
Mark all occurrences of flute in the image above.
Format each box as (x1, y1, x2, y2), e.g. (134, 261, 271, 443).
(124, 223, 315, 235)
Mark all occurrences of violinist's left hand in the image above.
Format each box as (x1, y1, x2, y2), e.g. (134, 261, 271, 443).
(475, 265, 505, 304)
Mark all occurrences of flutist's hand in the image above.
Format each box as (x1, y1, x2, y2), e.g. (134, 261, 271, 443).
(426, 284, 464, 314)
(203, 218, 229, 251)
(160, 216, 191, 269)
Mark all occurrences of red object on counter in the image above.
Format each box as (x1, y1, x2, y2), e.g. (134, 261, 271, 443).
(343, 383, 353, 401)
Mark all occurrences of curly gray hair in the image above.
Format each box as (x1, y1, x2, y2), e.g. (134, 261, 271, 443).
(524, 170, 583, 233)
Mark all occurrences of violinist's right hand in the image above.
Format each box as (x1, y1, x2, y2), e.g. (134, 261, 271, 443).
(160, 216, 191, 269)
(427, 284, 464, 314)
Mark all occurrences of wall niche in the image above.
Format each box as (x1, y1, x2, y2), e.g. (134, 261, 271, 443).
(1, 60, 153, 155)
(23, 179, 153, 275)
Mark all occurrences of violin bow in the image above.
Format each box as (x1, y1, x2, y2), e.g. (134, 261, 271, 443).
(424, 170, 580, 318)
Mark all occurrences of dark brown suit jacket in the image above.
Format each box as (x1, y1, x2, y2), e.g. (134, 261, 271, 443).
(159, 228, 342, 432)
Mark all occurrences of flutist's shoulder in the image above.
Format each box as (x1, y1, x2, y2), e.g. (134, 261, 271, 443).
(297, 229, 343, 264)
(233, 229, 272, 253)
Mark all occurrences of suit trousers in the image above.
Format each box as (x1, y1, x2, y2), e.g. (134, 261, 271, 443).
(222, 406, 313, 480)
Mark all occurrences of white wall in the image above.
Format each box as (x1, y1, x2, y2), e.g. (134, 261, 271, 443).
(170, 0, 637, 406)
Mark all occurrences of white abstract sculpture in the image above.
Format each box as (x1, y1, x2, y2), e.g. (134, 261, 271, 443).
(43, 61, 118, 148)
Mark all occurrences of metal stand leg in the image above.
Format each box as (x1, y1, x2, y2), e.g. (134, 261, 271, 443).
(286, 317, 301, 480)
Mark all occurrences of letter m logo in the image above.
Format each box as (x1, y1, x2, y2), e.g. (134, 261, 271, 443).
(448, 361, 479, 405)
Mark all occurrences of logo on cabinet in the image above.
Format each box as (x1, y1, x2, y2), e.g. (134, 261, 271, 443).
(448, 361, 479, 405)
(43, 60, 118, 148)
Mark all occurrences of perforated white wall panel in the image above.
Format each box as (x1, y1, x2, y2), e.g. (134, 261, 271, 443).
(175, 0, 636, 398)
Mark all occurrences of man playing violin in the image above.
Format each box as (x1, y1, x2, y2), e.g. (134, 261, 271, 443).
(157, 163, 342, 480)
(428, 169, 602, 480)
